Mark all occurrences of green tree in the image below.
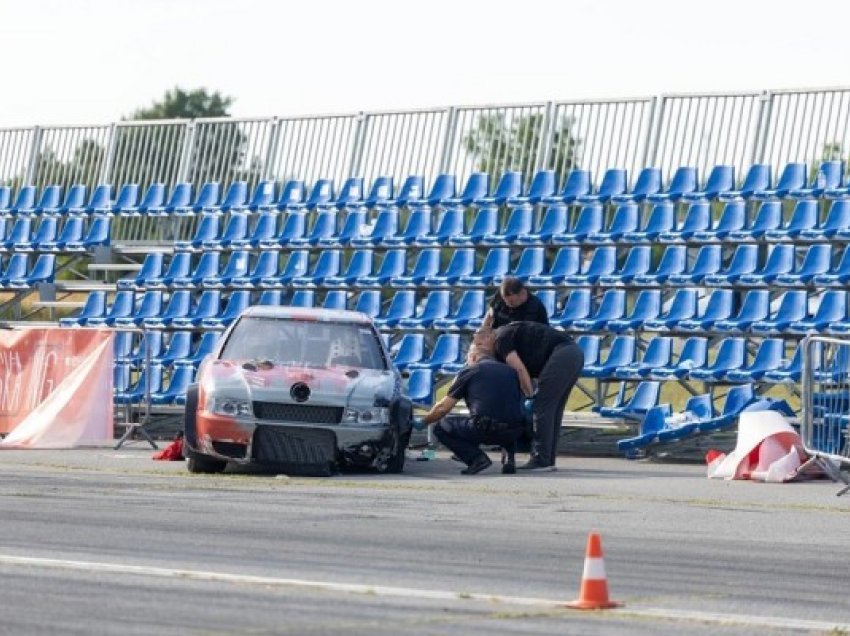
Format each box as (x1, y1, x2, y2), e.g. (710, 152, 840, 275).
(463, 113, 581, 186)
(130, 87, 233, 120)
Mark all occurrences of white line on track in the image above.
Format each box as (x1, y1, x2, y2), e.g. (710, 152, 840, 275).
(0, 552, 847, 632)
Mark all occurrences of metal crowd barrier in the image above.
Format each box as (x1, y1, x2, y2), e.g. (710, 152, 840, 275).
(800, 335, 850, 495)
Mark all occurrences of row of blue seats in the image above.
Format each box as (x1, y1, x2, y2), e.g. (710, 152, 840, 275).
(116, 242, 850, 293)
(168, 197, 850, 253)
(113, 331, 220, 369)
(0, 253, 56, 288)
(6, 159, 848, 220)
(0, 215, 110, 253)
(114, 362, 196, 406)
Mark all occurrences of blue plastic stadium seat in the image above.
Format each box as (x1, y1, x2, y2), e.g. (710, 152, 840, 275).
(115, 364, 164, 405)
(391, 249, 440, 288)
(349, 209, 399, 247)
(642, 288, 698, 330)
(150, 366, 196, 406)
(788, 160, 844, 199)
(417, 174, 456, 209)
(19, 217, 57, 251)
(245, 181, 276, 212)
(447, 205, 499, 246)
(382, 208, 431, 246)
(614, 337, 673, 380)
(5, 253, 55, 288)
(432, 290, 486, 329)
(688, 338, 746, 382)
(649, 337, 708, 380)
(473, 171, 522, 207)
(666, 245, 722, 285)
(764, 199, 819, 241)
(257, 290, 282, 307)
(725, 338, 785, 382)
(40, 216, 85, 252)
(456, 248, 511, 286)
(719, 164, 771, 201)
(654, 393, 717, 443)
(352, 290, 381, 318)
(377, 175, 424, 209)
(318, 177, 364, 210)
(692, 201, 747, 242)
(59, 290, 108, 327)
(443, 172, 489, 207)
(258, 250, 309, 287)
(142, 290, 195, 328)
(787, 290, 846, 334)
(151, 332, 194, 367)
(0, 186, 11, 214)
(752, 162, 807, 200)
(550, 289, 593, 328)
(621, 203, 675, 242)
(179, 332, 221, 367)
(676, 289, 735, 332)
(422, 249, 475, 287)
(143, 252, 190, 289)
(577, 168, 628, 204)
(682, 165, 735, 202)
(607, 290, 661, 332)
(534, 290, 557, 321)
(288, 289, 315, 308)
(497, 247, 546, 283)
(633, 245, 688, 285)
(763, 342, 805, 384)
(7, 185, 36, 215)
(204, 250, 251, 287)
(727, 201, 782, 241)
(363, 176, 393, 209)
(272, 180, 306, 210)
(647, 166, 698, 203)
(598, 245, 652, 286)
(737, 244, 795, 286)
(571, 289, 627, 332)
(1, 217, 31, 251)
(507, 169, 557, 206)
(87, 290, 136, 326)
(259, 211, 308, 248)
(218, 181, 248, 213)
(201, 290, 253, 329)
(230, 211, 279, 249)
(289, 209, 337, 247)
(576, 335, 601, 369)
(112, 331, 136, 365)
(111, 291, 165, 328)
(696, 385, 756, 434)
(121, 182, 165, 217)
(812, 245, 850, 287)
(323, 250, 374, 287)
(658, 202, 711, 242)
(611, 167, 662, 203)
(290, 250, 342, 287)
(409, 334, 462, 372)
(800, 200, 850, 241)
(713, 290, 770, 332)
(321, 290, 348, 310)
(749, 290, 808, 334)
(516, 203, 569, 244)
(178, 181, 220, 216)
(290, 179, 334, 212)
(773, 244, 832, 286)
(374, 291, 416, 328)
(616, 405, 670, 451)
(171, 252, 221, 289)
(173, 213, 221, 251)
(596, 381, 660, 420)
(527, 247, 581, 286)
(406, 368, 434, 407)
(481, 205, 534, 245)
(358, 249, 406, 287)
(50, 184, 87, 216)
(415, 207, 465, 246)
(551, 203, 604, 244)
(561, 246, 617, 285)
(392, 333, 425, 371)
(202, 213, 249, 250)
(585, 202, 639, 243)
(541, 169, 592, 205)
(702, 244, 759, 285)
(398, 291, 452, 329)
(21, 185, 62, 217)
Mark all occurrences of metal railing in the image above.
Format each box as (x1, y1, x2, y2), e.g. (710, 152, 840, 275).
(800, 335, 850, 494)
(2, 86, 850, 194)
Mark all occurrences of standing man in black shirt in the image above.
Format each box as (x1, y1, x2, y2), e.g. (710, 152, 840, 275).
(416, 343, 527, 475)
(483, 277, 549, 329)
(474, 321, 584, 471)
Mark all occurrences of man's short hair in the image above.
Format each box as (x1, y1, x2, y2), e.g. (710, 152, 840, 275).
(500, 276, 525, 297)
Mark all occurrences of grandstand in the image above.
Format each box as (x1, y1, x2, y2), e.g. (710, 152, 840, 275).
(3, 86, 850, 452)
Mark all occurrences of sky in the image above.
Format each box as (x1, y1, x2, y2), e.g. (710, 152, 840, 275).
(0, 0, 849, 127)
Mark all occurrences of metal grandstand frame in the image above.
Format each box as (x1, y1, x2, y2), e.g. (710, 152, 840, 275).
(3, 86, 850, 193)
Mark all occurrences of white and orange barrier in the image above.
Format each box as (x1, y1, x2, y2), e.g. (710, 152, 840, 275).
(0, 328, 113, 448)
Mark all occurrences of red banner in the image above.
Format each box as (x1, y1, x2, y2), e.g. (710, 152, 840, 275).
(0, 329, 113, 447)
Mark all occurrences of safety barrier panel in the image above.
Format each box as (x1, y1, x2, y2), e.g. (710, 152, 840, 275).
(800, 335, 850, 494)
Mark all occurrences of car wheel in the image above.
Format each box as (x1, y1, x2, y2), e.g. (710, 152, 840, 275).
(186, 454, 227, 474)
(382, 429, 410, 474)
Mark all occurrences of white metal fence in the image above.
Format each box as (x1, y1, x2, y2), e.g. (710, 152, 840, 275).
(2, 87, 850, 193)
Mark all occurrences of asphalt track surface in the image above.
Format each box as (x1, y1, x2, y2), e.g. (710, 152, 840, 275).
(0, 446, 848, 635)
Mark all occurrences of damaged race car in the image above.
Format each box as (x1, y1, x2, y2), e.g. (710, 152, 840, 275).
(182, 306, 413, 476)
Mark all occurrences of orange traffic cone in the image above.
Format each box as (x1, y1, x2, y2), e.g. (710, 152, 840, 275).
(566, 532, 622, 610)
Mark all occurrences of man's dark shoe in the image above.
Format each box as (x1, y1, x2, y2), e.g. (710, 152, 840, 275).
(501, 448, 516, 474)
(460, 454, 493, 475)
(517, 457, 556, 472)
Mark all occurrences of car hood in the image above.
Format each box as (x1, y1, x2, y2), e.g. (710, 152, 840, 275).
(203, 359, 396, 409)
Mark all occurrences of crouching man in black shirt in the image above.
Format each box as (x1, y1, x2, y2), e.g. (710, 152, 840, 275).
(483, 277, 549, 329)
(417, 343, 527, 475)
(474, 321, 584, 471)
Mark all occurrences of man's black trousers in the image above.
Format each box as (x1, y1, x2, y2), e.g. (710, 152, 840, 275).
(532, 341, 584, 465)
(433, 415, 524, 465)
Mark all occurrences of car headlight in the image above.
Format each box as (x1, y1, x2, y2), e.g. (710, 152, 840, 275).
(209, 397, 253, 418)
(341, 407, 389, 426)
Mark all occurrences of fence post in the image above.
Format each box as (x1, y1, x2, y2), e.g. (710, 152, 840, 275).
(348, 112, 368, 177)
(100, 123, 118, 185)
(534, 101, 556, 176)
(751, 90, 774, 165)
(176, 120, 196, 184)
(24, 126, 43, 185)
(263, 117, 281, 181)
(439, 107, 459, 176)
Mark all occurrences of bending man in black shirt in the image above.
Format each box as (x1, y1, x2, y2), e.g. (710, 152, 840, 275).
(417, 343, 527, 475)
(483, 277, 549, 329)
(474, 321, 584, 471)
